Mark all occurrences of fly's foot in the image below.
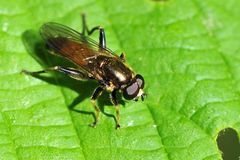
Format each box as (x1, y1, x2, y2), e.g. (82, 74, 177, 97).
(21, 69, 46, 76)
(21, 70, 31, 75)
(90, 121, 97, 128)
(116, 123, 121, 129)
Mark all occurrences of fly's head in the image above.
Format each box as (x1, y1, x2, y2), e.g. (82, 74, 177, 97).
(121, 74, 146, 101)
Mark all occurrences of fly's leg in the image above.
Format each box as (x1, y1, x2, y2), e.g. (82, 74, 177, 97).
(81, 13, 99, 36)
(81, 13, 106, 50)
(111, 90, 120, 129)
(120, 52, 126, 62)
(98, 28, 106, 50)
(90, 87, 103, 127)
(21, 66, 87, 80)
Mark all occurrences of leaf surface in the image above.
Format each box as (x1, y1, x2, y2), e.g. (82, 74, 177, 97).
(0, 0, 240, 159)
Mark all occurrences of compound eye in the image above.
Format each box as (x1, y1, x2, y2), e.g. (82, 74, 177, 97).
(123, 81, 139, 100)
(136, 74, 144, 89)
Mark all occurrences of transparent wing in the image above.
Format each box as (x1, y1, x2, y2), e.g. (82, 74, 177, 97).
(39, 22, 120, 79)
(40, 22, 118, 58)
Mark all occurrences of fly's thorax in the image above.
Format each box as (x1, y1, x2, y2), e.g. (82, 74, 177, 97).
(99, 57, 133, 88)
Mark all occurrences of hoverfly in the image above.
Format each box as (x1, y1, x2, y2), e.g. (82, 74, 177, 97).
(22, 14, 145, 128)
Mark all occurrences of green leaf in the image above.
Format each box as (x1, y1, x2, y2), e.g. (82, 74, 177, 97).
(0, 0, 240, 159)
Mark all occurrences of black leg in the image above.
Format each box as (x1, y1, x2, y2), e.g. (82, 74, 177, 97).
(90, 87, 103, 127)
(81, 14, 106, 50)
(120, 52, 126, 62)
(21, 66, 87, 80)
(111, 90, 120, 129)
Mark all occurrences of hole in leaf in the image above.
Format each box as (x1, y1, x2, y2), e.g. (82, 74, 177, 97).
(217, 128, 240, 160)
